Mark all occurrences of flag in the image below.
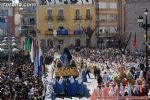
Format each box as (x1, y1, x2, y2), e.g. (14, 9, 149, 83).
(38, 44, 43, 77)
(132, 33, 136, 49)
(25, 37, 30, 54)
(34, 40, 39, 77)
(30, 39, 34, 63)
(33, 39, 36, 58)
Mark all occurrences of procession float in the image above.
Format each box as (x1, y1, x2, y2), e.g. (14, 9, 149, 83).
(112, 67, 135, 86)
(54, 47, 79, 78)
(44, 48, 84, 99)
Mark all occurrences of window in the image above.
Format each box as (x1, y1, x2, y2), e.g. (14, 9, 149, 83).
(29, 18, 35, 25)
(0, 17, 6, 23)
(110, 14, 117, 21)
(99, 15, 107, 22)
(0, 10, 8, 16)
(95, 15, 99, 21)
(75, 9, 80, 18)
(76, 24, 81, 30)
(59, 0, 63, 2)
(86, 9, 90, 19)
(47, 9, 52, 17)
(99, 2, 107, 9)
(48, 23, 53, 31)
(109, 2, 117, 9)
(96, 4, 99, 9)
(109, 27, 116, 33)
(58, 9, 64, 17)
(109, 14, 117, 22)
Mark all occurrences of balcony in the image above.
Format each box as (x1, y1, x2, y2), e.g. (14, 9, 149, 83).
(74, 16, 82, 20)
(56, 16, 65, 21)
(45, 29, 53, 34)
(48, 28, 53, 32)
(74, 30, 82, 35)
(85, 16, 92, 20)
(20, 21, 36, 26)
(46, 16, 53, 21)
(57, 29, 68, 35)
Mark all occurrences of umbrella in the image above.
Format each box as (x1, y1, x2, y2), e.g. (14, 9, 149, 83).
(0, 48, 4, 52)
(2, 39, 6, 42)
(12, 42, 16, 46)
(1, 43, 6, 46)
(4, 37, 8, 39)
(11, 36, 15, 39)
(12, 48, 19, 52)
(12, 39, 16, 42)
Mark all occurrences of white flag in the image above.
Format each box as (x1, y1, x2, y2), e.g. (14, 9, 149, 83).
(30, 40, 34, 63)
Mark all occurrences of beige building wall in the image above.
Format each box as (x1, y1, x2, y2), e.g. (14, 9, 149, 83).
(37, 3, 95, 48)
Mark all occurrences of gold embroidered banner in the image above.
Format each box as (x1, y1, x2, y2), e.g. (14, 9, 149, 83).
(55, 67, 79, 77)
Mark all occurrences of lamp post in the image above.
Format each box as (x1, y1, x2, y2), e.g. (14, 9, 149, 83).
(1, 35, 18, 80)
(8, 34, 11, 79)
(138, 8, 150, 71)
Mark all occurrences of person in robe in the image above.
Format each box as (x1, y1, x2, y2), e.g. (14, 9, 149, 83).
(80, 67, 87, 82)
(133, 82, 138, 96)
(66, 76, 76, 96)
(58, 76, 65, 94)
(51, 78, 58, 94)
(119, 83, 124, 96)
(76, 76, 84, 95)
(46, 83, 55, 100)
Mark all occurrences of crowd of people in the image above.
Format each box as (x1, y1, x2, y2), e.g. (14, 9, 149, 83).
(70, 47, 150, 97)
(0, 46, 150, 99)
(0, 51, 44, 100)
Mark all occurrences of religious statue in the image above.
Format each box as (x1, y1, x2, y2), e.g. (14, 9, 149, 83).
(63, 53, 69, 67)
(60, 47, 72, 67)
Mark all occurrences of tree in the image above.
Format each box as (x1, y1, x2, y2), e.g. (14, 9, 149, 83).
(82, 26, 97, 48)
(113, 27, 132, 52)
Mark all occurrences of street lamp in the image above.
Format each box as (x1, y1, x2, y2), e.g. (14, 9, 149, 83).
(0, 35, 18, 79)
(138, 8, 150, 70)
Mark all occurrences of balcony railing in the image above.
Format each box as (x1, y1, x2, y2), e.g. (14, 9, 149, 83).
(20, 21, 36, 26)
(48, 28, 53, 32)
(85, 16, 92, 20)
(56, 16, 65, 21)
(74, 16, 82, 20)
(46, 16, 53, 21)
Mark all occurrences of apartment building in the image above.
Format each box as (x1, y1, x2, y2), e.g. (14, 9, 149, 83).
(37, 0, 95, 49)
(0, 6, 14, 37)
(95, 0, 125, 48)
(18, 0, 37, 37)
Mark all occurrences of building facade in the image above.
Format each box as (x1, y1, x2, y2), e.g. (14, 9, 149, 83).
(0, 6, 14, 37)
(95, 0, 125, 48)
(125, 0, 150, 50)
(15, 0, 37, 49)
(37, 0, 95, 49)
(18, 0, 37, 37)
